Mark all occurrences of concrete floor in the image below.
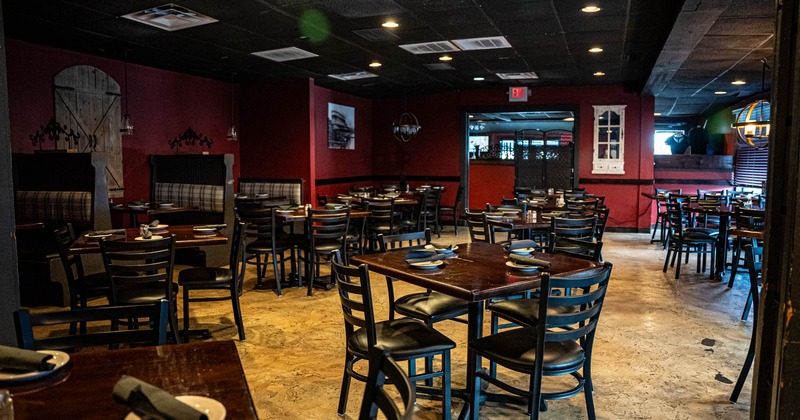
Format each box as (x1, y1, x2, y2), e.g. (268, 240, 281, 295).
(175, 229, 754, 419)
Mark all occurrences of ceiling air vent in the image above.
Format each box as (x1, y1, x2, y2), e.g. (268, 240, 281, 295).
(252, 47, 318, 62)
(424, 63, 455, 70)
(496, 72, 539, 80)
(122, 4, 218, 31)
(452, 36, 512, 51)
(352, 28, 400, 42)
(328, 71, 379, 81)
(399, 41, 459, 55)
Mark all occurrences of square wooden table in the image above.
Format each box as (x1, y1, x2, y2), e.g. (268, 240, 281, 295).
(69, 225, 228, 255)
(8, 340, 257, 419)
(352, 242, 598, 419)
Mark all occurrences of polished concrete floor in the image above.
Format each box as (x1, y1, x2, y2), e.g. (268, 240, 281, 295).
(175, 229, 754, 419)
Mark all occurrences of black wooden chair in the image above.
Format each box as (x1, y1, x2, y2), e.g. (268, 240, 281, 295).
(465, 209, 489, 243)
(331, 252, 454, 419)
(99, 235, 179, 343)
(53, 223, 111, 333)
(302, 207, 351, 296)
(178, 221, 247, 342)
(365, 198, 399, 252)
(14, 300, 169, 351)
(470, 263, 612, 419)
(650, 188, 681, 247)
(236, 206, 296, 296)
(728, 207, 766, 287)
(662, 203, 716, 279)
(416, 188, 442, 237)
(358, 345, 416, 420)
(730, 243, 763, 402)
(438, 185, 463, 236)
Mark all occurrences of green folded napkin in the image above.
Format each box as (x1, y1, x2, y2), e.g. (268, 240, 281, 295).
(406, 253, 447, 264)
(430, 243, 453, 251)
(509, 253, 551, 268)
(90, 229, 126, 235)
(325, 203, 345, 209)
(113, 375, 208, 420)
(0, 345, 55, 372)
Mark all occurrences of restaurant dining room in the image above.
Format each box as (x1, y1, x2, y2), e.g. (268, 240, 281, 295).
(0, 0, 799, 419)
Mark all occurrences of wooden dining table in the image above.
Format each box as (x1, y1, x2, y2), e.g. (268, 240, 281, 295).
(69, 225, 228, 254)
(7, 340, 258, 419)
(351, 242, 599, 419)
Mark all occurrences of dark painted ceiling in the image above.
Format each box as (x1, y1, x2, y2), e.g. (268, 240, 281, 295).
(1, 0, 776, 117)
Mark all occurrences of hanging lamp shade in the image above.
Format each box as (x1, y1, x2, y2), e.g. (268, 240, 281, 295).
(226, 123, 238, 141)
(120, 113, 134, 136)
(392, 111, 421, 142)
(732, 99, 770, 148)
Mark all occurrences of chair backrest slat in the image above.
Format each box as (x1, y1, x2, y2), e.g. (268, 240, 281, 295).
(331, 251, 377, 349)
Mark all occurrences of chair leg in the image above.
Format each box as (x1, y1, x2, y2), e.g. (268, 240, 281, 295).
(168, 303, 180, 344)
(741, 292, 753, 321)
(272, 251, 282, 297)
(675, 246, 683, 279)
(730, 333, 757, 402)
(584, 362, 596, 420)
(182, 287, 191, 343)
(442, 350, 452, 420)
(337, 354, 353, 415)
(230, 285, 246, 341)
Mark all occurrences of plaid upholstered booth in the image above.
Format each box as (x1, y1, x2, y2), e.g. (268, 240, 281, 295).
(238, 178, 305, 206)
(149, 154, 235, 267)
(12, 153, 112, 306)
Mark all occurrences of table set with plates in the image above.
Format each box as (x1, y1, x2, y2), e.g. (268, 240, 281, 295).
(3, 340, 256, 419)
(69, 224, 228, 254)
(352, 241, 598, 419)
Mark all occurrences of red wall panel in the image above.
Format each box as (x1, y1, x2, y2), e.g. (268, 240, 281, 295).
(6, 39, 239, 203)
(469, 164, 515, 209)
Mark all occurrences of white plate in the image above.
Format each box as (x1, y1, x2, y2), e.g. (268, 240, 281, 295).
(0, 350, 70, 384)
(256, 193, 269, 198)
(128, 205, 147, 210)
(409, 260, 443, 269)
(508, 247, 536, 255)
(434, 245, 458, 253)
(135, 235, 164, 241)
(85, 233, 112, 239)
(124, 395, 226, 420)
(158, 203, 174, 208)
(505, 261, 540, 272)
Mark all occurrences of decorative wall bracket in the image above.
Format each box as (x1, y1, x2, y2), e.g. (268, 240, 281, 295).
(29, 116, 82, 150)
(168, 127, 213, 151)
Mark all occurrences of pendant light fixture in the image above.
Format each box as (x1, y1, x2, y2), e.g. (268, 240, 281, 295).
(120, 49, 134, 136)
(226, 73, 238, 141)
(392, 91, 421, 142)
(732, 58, 771, 149)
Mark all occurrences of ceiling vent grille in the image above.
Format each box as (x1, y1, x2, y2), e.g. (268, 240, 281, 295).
(328, 71, 379, 81)
(496, 72, 539, 80)
(423, 63, 455, 70)
(252, 47, 318, 62)
(399, 41, 459, 55)
(452, 36, 512, 51)
(352, 28, 400, 42)
(122, 4, 218, 32)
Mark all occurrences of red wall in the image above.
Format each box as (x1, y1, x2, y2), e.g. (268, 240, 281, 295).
(6, 39, 240, 203)
(469, 163, 515, 209)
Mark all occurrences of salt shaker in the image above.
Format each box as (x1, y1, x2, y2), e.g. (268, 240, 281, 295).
(0, 389, 14, 420)
(139, 224, 149, 238)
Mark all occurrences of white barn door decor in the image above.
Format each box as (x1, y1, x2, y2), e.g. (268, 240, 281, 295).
(54, 65, 124, 197)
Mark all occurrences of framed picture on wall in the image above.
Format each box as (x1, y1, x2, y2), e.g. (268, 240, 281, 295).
(328, 103, 355, 150)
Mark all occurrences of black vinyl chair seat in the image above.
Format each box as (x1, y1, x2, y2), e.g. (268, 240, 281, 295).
(348, 318, 456, 360)
(394, 292, 469, 322)
(178, 267, 232, 286)
(245, 238, 293, 253)
(116, 284, 178, 305)
(470, 326, 584, 373)
(685, 227, 718, 236)
(672, 231, 716, 241)
(487, 299, 576, 327)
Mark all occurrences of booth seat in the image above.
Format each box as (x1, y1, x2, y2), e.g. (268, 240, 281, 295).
(238, 178, 304, 205)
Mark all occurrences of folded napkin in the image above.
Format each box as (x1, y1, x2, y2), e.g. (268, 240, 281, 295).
(0, 345, 55, 372)
(91, 229, 126, 235)
(113, 375, 208, 420)
(430, 242, 453, 251)
(195, 224, 227, 230)
(507, 240, 537, 251)
(405, 247, 447, 264)
(325, 203, 345, 209)
(509, 253, 551, 268)
(128, 201, 145, 206)
(149, 219, 160, 227)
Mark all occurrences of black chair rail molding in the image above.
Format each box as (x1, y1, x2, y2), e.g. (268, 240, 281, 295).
(29, 117, 86, 151)
(168, 127, 214, 151)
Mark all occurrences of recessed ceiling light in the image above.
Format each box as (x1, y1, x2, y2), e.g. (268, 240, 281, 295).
(382, 20, 399, 28)
(473, 77, 485, 81)
(564, 117, 575, 121)
(589, 47, 603, 53)
(369, 61, 382, 68)
(439, 55, 453, 61)
(593, 71, 605, 76)
(715, 91, 727, 95)
(581, 6, 601, 13)
(732, 80, 746, 85)
(654, 112, 662, 116)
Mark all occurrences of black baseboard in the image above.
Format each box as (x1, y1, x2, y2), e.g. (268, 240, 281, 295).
(607, 227, 650, 234)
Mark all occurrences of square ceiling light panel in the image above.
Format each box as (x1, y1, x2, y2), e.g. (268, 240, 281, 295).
(496, 72, 539, 80)
(122, 4, 218, 31)
(399, 41, 460, 54)
(252, 47, 319, 62)
(452, 36, 512, 51)
(328, 71, 379, 81)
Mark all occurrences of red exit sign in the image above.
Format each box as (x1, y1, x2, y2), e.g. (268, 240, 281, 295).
(508, 86, 528, 102)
